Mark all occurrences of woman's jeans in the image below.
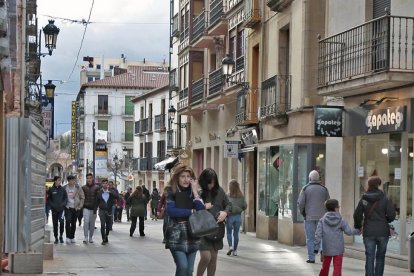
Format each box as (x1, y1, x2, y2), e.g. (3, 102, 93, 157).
(363, 236, 389, 276)
(226, 214, 241, 250)
(170, 250, 197, 276)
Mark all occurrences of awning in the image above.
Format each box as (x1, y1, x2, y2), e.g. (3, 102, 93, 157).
(153, 157, 178, 171)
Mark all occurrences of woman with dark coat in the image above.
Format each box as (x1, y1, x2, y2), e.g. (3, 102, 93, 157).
(127, 186, 148, 237)
(150, 188, 161, 220)
(165, 163, 204, 276)
(196, 168, 231, 276)
(354, 176, 396, 276)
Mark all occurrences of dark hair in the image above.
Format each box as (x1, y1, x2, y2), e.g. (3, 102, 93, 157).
(101, 179, 108, 184)
(228, 179, 243, 198)
(367, 176, 381, 191)
(325, 199, 339, 212)
(199, 168, 219, 201)
(53, 176, 61, 182)
(131, 186, 143, 198)
(67, 175, 76, 181)
(86, 173, 93, 178)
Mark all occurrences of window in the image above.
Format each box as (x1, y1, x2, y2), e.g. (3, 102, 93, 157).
(139, 143, 144, 158)
(96, 64, 101, 69)
(87, 77, 94, 82)
(229, 36, 236, 60)
(124, 96, 134, 115)
(125, 121, 134, 141)
(237, 30, 245, 58)
(109, 65, 114, 70)
(98, 120, 108, 131)
(97, 95, 108, 114)
(157, 140, 166, 158)
(373, 0, 390, 19)
(145, 142, 153, 157)
(95, 77, 100, 81)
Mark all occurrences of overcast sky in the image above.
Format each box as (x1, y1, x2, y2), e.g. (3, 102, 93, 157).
(37, 0, 170, 136)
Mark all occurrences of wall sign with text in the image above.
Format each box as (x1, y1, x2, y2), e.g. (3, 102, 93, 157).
(365, 106, 406, 134)
(314, 106, 343, 137)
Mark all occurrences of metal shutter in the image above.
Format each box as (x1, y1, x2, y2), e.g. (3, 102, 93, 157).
(373, 0, 391, 18)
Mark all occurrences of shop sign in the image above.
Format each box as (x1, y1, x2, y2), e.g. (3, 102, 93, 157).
(314, 106, 343, 137)
(224, 141, 240, 158)
(365, 106, 405, 134)
(71, 101, 77, 160)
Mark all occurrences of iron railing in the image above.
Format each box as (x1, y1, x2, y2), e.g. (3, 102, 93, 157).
(134, 120, 141, 135)
(209, 67, 223, 96)
(235, 111, 248, 124)
(154, 114, 166, 131)
(139, 158, 152, 171)
(172, 13, 179, 37)
(191, 77, 204, 104)
(141, 118, 148, 133)
(170, 68, 179, 91)
(94, 106, 111, 116)
(152, 157, 162, 169)
(192, 12, 206, 42)
(180, 27, 189, 42)
(235, 55, 245, 72)
(259, 75, 291, 118)
(179, 87, 189, 100)
(132, 158, 139, 170)
(167, 129, 177, 149)
(318, 15, 414, 87)
(209, 0, 223, 28)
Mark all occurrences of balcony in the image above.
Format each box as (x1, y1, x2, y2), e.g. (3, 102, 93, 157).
(180, 27, 189, 43)
(318, 15, 414, 97)
(122, 105, 134, 117)
(94, 106, 112, 117)
(190, 77, 205, 105)
(132, 158, 139, 170)
(152, 157, 162, 170)
(192, 12, 206, 43)
(228, 0, 243, 12)
(167, 130, 178, 149)
(139, 157, 152, 171)
(134, 120, 141, 136)
(266, 0, 294, 12)
(208, 67, 223, 97)
(154, 114, 166, 132)
(78, 106, 85, 117)
(178, 88, 189, 110)
(208, 0, 227, 35)
(169, 68, 179, 92)
(122, 132, 134, 142)
(140, 118, 153, 133)
(259, 75, 291, 121)
(244, 0, 260, 28)
(171, 13, 179, 38)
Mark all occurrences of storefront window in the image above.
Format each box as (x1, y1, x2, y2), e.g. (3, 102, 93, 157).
(258, 150, 267, 213)
(258, 147, 280, 216)
(355, 133, 401, 252)
(278, 145, 294, 218)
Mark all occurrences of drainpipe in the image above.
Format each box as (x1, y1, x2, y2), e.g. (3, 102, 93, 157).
(19, 0, 26, 116)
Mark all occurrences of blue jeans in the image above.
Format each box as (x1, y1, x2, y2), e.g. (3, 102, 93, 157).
(170, 250, 197, 276)
(363, 236, 389, 276)
(226, 214, 241, 250)
(304, 220, 319, 261)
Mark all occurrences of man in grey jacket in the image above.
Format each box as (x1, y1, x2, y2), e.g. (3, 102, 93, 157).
(297, 170, 330, 263)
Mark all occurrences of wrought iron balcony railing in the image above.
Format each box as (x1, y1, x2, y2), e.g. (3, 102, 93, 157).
(134, 120, 141, 135)
(259, 75, 291, 118)
(235, 55, 245, 72)
(235, 111, 247, 125)
(94, 106, 111, 116)
(172, 13, 179, 38)
(209, 67, 223, 96)
(169, 68, 179, 91)
(192, 12, 206, 43)
(209, 0, 224, 29)
(318, 15, 414, 87)
(154, 114, 166, 131)
(180, 27, 189, 42)
(139, 157, 152, 171)
(191, 77, 204, 104)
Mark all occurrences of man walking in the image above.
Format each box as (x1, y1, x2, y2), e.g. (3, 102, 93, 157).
(64, 175, 85, 244)
(97, 179, 117, 245)
(142, 184, 150, 220)
(298, 170, 330, 263)
(82, 173, 100, 244)
(108, 181, 119, 230)
(124, 187, 133, 222)
(48, 176, 68, 244)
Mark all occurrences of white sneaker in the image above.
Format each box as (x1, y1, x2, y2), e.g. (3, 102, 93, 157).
(89, 238, 94, 243)
(66, 238, 71, 244)
(233, 250, 238, 256)
(83, 237, 88, 244)
(71, 239, 76, 244)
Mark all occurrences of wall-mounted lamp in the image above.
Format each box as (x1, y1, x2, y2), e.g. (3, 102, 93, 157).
(44, 80, 56, 99)
(222, 54, 249, 90)
(168, 104, 187, 128)
(26, 20, 60, 60)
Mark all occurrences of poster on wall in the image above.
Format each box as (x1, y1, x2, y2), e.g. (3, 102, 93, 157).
(314, 106, 343, 137)
(224, 141, 240, 158)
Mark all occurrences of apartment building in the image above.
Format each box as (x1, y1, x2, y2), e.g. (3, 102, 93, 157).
(320, 0, 414, 263)
(75, 64, 168, 190)
(132, 84, 175, 191)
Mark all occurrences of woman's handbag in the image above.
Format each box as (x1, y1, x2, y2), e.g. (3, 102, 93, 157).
(189, 209, 219, 237)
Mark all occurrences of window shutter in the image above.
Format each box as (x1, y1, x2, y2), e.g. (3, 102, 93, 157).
(373, 0, 390, 18)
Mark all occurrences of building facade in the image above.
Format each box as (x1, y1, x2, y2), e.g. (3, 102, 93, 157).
(75, 65, 168, 190)
(320, 0, 414, 262)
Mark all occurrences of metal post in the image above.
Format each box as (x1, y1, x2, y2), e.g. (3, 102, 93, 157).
(86, 158, 89, 174)
(0, 83, 4, 275)
(114, 164, 117, 187)
(92, 122, 96, 181)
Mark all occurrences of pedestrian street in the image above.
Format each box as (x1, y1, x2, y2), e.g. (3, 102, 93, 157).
(37, 217, 411, 276)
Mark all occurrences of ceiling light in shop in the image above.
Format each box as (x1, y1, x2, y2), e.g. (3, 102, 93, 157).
(410, 152, 414, 158)
(381, 148, 389, 155)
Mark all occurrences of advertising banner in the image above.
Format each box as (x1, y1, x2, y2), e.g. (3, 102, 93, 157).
(314, 106, 343, 137)
(71, 101, 76, 159)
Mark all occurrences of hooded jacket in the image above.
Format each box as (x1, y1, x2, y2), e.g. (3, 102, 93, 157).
(315, 212, 360, 256)
(47, 185, 68, 212)
(353, 189, 396, 237)
(297, 181, 330, 220)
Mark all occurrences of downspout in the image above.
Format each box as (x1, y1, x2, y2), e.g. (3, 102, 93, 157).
(301, 0, 308, 107)
(19, 0, 26, 116)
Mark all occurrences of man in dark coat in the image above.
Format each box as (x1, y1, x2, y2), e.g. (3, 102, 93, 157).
(96, 179, 117, 245)
(48, 176, 68, 244)
(124, 187, 133, 221)
(142, 184, 150, 220)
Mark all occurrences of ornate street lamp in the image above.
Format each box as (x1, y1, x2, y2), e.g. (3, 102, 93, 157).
(44, 80, 56, 99)
(42, 20, 60, 56)
(221, 54, 249, 90)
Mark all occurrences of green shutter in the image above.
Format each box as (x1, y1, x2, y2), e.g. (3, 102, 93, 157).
(125, 96, 134, 115)
(98, 120, 108, 131)
(125, 121, 133, 141)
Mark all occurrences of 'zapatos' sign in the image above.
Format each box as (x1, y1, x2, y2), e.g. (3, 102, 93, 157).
(365, 106, 406, 134)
